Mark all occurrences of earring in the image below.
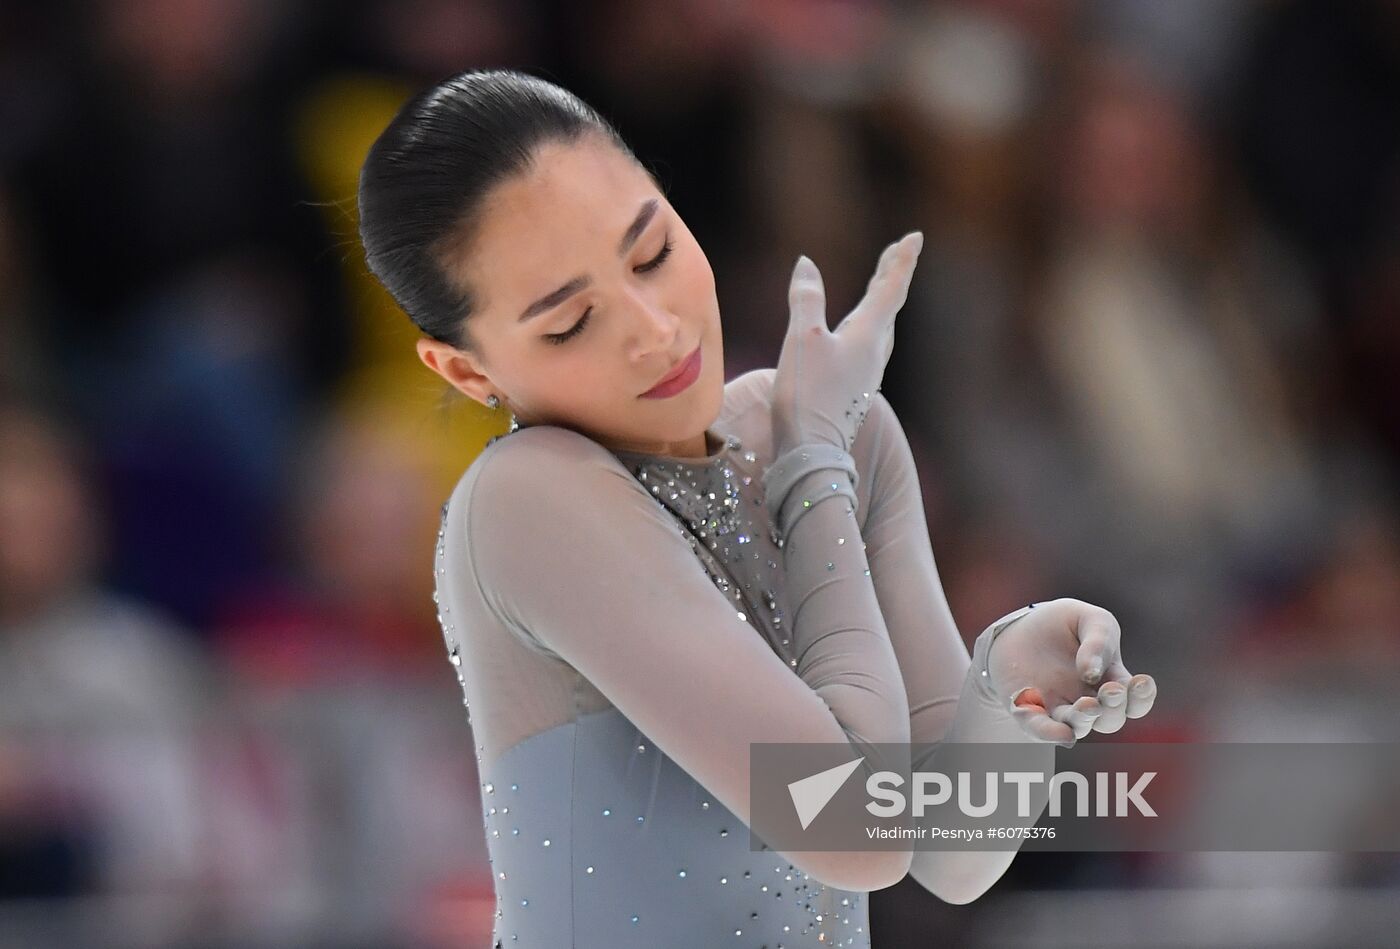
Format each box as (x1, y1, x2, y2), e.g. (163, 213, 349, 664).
(485, 394, 500, 409)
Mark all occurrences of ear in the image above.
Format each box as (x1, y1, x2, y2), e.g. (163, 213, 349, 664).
(416, 338, 496, 406)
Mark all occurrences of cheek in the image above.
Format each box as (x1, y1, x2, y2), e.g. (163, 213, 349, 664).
(675, 246, 717, 309)
(553, 347, 627, 412)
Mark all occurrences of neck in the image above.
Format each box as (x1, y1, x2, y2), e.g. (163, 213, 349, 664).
(603, 428, 715, 459)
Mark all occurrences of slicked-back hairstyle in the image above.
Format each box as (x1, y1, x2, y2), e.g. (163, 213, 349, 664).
(358, 69, 635, 351)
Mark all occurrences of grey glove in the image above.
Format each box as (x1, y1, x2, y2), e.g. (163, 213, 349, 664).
(770, 233, 922, 457)
(972, 598, 1159, 747)
(763, 233, 923, 540)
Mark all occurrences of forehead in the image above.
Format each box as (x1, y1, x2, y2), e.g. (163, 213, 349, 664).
(445, 138, 658, 308)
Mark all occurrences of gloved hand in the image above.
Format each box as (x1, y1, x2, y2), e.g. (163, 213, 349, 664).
(771, 232, 923, 457)
(974, 598, 1158, 747)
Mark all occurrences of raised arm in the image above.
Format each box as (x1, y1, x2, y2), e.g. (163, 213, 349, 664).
(856, 391, 1158, 902)
(854, 391, 970, 744)
(853, 391, 1049, 902)
(760, 232, 1159, 903)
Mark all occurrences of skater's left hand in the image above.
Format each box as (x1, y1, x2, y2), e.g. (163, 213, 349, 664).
(981, 598, 1157, 747)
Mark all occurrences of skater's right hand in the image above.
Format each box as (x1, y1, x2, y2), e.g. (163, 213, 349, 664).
(770, 232, 923, 457)
(977, 598, 1159, 747)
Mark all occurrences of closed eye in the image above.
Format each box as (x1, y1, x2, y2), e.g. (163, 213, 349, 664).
(542, 235, 675, 346)
(635, 235, 673, 274)
(544, 306, 592, 345)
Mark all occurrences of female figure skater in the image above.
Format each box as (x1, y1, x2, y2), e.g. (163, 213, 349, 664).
(358, 69, 1157, 947)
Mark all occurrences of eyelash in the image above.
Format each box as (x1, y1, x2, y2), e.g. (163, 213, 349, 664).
(544, 237, 675, 346)
(635, 236, 674, 274)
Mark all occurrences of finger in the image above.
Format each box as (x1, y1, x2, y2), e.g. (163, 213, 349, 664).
(1051, 696, 1102, 740)
(1102, 657, 1134, 688)
(1009, 686, 1075, 746)
(787, 255, 827, 336)
(1125, 673, 1157, 719)
(1092, 681, 1128, 734)
(839, 232, 921, 336)
(835, 239, 902, 335)
(1071, 696, 1104, 738)
(1010, 704, 1076, 747)
(1073, 609, 1121, 686)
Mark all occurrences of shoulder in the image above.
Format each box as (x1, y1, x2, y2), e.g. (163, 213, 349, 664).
(480, 423, 620, 472)
(446, 424, 643, 529)
(722, 367, 777, 409)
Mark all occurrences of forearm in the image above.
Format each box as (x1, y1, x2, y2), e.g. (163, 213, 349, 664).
(863, 521, 969, 743)
(769, 394, 1050, 899)
(772, 461, 917, 889)
(905, 621, 1055, 904)
(781, 466, 912, 750)
(841, 390, 987, 747)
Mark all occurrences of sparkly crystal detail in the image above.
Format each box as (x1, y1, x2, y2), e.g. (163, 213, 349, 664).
(433, 503, 471, 724)
(443, 422, 873, 947)
(611, 430, 796, 668)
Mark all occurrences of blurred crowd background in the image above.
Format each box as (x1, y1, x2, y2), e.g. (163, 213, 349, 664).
(1, 0, 1397, 946)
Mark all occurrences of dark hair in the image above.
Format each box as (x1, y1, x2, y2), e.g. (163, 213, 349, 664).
(358, 69, 636, 352)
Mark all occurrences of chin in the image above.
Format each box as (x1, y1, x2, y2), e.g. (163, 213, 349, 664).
(650, 387, 721, 446)
(685, 360, 724, 426)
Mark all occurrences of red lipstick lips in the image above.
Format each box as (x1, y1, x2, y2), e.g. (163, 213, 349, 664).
(640, 345, 702, 399)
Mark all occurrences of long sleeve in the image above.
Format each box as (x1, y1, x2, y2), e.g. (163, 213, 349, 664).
(781, 465, 913, 755)
(463, 425, 913, 893)
(856, 392, 1055, 903)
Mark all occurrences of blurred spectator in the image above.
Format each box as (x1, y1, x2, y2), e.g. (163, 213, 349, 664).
(1026, 49, 1339, 686)
(1164, 501, 1400, 892)
(1234, 0, 1400, 471)
(7, 0, 351, 630)
(210, 404, 492, 944)
(0, 399, 209, 938)
(289, 0, 529, 479)
(215, 404, 451, 680)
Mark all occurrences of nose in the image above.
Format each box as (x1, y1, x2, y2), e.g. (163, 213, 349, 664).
(622, 287, 681, 362)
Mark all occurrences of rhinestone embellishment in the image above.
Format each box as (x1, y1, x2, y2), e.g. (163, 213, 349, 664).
(614, 432, 795, 664)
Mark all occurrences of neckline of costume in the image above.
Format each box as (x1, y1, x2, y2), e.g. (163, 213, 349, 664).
(500, 420, 741, 468)
(608, 426, 739, 468)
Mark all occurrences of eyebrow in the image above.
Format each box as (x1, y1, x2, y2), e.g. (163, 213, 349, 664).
(517, 198, 660, 323)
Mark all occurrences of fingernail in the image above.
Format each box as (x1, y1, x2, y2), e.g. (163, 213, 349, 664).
(795, 255, 816, 276)
(909, 231, 924, 254)
(1086, 656, 1103, 682)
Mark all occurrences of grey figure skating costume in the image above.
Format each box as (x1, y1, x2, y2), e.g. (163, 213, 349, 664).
(434, 368, 976, 947)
